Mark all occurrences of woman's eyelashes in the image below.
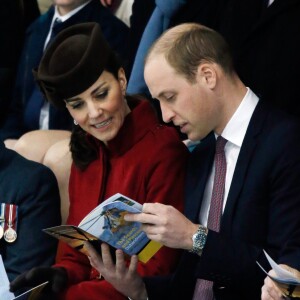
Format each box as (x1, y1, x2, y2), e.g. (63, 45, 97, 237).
(94, 89, 108, 100)
(66, 89, 109, 110)
(68, 101, 84, 110)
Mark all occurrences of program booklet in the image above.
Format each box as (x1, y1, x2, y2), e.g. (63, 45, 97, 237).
(257, 250, 300, 297)
(43, 193, 162, 263)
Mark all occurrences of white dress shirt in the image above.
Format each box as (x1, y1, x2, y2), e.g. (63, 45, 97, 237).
(199, 88, 259, 227)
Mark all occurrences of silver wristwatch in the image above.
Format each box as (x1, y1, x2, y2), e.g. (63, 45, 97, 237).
(190, 225, 208, 256)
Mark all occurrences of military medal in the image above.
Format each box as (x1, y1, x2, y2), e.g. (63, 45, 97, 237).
(4, 226, 17, 243)
(4, 204, 18, 243)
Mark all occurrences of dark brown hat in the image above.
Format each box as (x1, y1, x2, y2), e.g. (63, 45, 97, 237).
(34, 22, 112, 107)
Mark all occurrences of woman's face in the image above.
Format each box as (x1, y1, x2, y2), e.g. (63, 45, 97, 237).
(65, 68, 130, 144)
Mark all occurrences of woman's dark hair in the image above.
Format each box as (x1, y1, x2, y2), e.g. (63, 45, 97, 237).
(70, 51, 122, 171)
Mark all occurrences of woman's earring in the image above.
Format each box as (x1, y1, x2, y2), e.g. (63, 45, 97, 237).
(74, 119, 78, 125)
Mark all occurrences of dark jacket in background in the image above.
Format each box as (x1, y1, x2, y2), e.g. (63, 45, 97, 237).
(171, 0, 300, 118)
(220, 0, 300, 118)
(0, 0, 39, 126)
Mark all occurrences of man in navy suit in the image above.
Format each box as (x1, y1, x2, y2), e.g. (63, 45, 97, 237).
(83, 23, 300, 300)
(0, 140, 61, 281)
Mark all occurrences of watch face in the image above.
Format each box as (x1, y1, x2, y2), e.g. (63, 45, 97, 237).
(191, 226, 207, 255)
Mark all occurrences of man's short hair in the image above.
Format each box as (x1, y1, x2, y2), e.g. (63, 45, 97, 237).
(146, 23, 234, 82)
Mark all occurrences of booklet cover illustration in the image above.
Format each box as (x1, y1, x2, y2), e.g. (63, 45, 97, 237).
(43, 193, 161, 263)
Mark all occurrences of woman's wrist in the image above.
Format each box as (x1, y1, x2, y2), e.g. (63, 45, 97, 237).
(127, 282, 148, 300)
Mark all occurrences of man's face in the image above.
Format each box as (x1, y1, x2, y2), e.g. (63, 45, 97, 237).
(144, 55, 220, 141)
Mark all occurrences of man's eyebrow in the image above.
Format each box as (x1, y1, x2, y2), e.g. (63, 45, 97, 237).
(65, 82, 107, 103)
(157, 90, 174, 99)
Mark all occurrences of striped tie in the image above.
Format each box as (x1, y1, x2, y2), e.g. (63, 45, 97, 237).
(193, 136, 227, 300)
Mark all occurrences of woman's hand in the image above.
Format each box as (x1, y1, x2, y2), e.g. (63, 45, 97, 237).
(10, 266, 67, 298)
(85, 242, 148, 300)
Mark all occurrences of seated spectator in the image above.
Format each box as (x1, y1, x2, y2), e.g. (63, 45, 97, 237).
(126, 0, 186, 95)
(37, 0, 52, 13)
(0, 0, 128, 158)
(10, 22, 188, 300)
(0, 140, 61, 282)
(100, 0, 134, 27)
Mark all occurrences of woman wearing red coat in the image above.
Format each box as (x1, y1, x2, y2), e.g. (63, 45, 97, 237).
(10, 22, 189, 299)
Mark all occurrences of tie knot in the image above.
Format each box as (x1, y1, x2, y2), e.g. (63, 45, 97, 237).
(215, 136, 227, 154)
(53, 17, 62, 27)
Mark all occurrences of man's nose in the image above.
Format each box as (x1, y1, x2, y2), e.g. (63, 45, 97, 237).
(160, 102, 175, 124)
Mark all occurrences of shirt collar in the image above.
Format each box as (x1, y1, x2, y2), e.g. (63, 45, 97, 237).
(53, 0, 91, 23)
(220, 88, 259, 147)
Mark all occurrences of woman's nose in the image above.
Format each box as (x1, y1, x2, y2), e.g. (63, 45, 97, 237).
(88, 102, 102, 119)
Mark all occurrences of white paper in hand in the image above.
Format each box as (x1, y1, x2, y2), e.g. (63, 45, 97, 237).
(0, 255, 15, 300)
(262, 250, 300, 284)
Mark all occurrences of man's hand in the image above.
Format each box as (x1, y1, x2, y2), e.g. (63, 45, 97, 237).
(10, 267, 67, 297)
(261, 265, 300, 299)
(124, 203, 199, 250)
(85, 242, 148, 300)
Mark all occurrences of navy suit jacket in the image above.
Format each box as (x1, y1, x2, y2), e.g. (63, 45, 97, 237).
(145, 100, 300, 299)
(0, 0, 129, 141)
(0, 141, 61, 281)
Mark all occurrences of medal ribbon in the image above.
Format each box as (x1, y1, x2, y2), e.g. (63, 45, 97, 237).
(4, 204, 18, 232)
(0, 204, 5, 238)
(0, 203, 5, 228)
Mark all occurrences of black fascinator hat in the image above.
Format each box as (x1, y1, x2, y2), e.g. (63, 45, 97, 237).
(34, 22, 112, 108)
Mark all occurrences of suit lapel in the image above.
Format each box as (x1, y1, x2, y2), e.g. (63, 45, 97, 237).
(185, 133, 215, 222)
(221, 101, 268, 233)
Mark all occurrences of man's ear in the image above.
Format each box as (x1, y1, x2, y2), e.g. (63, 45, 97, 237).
(197, 63, 217, 89)
(118, 68, 127, 95)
